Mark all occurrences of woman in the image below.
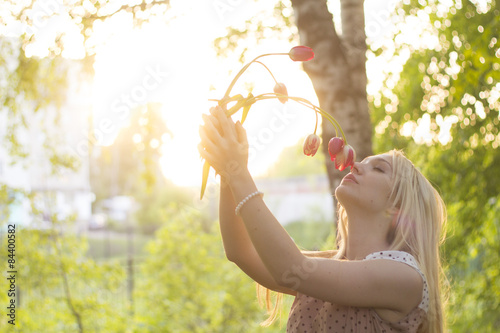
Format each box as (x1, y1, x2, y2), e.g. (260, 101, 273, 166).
(198, 106, 447, 333)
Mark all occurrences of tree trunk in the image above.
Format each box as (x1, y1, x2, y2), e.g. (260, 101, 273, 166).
(290, 0, 372, 219)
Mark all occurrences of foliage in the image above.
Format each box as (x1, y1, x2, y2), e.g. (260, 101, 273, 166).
(0, 220, 127, 332)
(0, 38, 73, 166)
(1, 1, 296, 332)
(445, 195, 500, 331)
(90, 103, 171, 203)
(370, 0, 500, 330)
(213, 0, 298, 61)
(1, 203, 298, 332)
(3, 0, 498, 331)
(134, 206, 284, 332)
(284, 220, 333, 251)
(132, 185, 196, 235)
(263, 137, 326, 178)
(1, 1, 171, 61)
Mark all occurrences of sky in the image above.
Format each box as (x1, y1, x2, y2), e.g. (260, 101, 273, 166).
(90, 0, 326, 187)
(90, 0, 408, 188)
(2, 0, 452, 188)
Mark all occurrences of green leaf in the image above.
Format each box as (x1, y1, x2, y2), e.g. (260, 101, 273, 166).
(241, 93, 254, 124)
(200, 160, 211, 200)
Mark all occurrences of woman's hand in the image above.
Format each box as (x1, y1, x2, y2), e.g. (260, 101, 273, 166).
(198, 106, 249, 185)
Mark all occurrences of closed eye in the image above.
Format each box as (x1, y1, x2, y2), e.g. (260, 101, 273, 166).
(373, 166, 385, 173)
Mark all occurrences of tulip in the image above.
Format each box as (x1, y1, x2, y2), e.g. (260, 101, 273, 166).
(289, 46, 315, 62)
(328, 137, 345, 161)
(303, 134, 321, 156)
(200, 47, 358, 200)
(273, 82, 288, 104)
(334, 145, 356, 171)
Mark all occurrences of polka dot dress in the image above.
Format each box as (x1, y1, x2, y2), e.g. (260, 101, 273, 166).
(286, 251, 429, 333)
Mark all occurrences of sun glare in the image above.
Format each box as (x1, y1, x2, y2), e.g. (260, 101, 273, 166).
(88, 0, 437, 188)
(91, 3, 322, 188)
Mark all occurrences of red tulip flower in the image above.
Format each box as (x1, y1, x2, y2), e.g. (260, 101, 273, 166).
(289, 46, 315, 62)
(303, 134, 321, 157)
(334, 145, 356, 171)
(201, 46, 357, 200)
(328, 137, 345, 161)
(273, 82, 288, 104)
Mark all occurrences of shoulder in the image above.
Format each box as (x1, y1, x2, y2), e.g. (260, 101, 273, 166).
(364, 250, 428, 313)
(364, 251, 424, 284)
(365, 250, 416, 263)
(362, 253, 424, 295)
(286, 251, 425, 313)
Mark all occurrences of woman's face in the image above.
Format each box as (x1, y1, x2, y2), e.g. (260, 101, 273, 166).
(335, 154, 394, 214)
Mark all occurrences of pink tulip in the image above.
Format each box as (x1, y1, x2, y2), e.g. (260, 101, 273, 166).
(334, 145, 356, 171)
(303, 134, 321, 157)
(289, 46, 315, 62)
(273, 82, 288, 104)
(328, 137, 345, 161)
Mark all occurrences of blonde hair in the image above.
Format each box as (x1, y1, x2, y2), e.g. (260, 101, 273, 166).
(258, 150, 447, 332)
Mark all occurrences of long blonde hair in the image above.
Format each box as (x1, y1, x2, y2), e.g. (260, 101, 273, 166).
(258, 150, 447, 332)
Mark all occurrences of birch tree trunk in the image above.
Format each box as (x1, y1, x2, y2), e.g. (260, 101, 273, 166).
(290, 0, 373, 216)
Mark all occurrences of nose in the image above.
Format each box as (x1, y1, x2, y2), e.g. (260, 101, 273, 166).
(351, 162, 362, 174)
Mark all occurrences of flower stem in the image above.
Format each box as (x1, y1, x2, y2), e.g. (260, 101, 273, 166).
(222, 53, 288, 100)
(246, 93, 347, 142)
(254, 61, 278, 85)
(313, 110, 318, 135)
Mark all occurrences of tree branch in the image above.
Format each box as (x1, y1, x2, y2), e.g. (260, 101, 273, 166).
(83, 0, 170, 22)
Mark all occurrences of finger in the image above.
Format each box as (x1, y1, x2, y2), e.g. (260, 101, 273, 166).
(198, 143, 213, 163)
(213, 106, 237, 138)
(205, 111, 223, 136)
(203, 113, 221, 131)
(235, 120, 248, 145)
(199, 127, 223, 159)
(201, 114, 222, 143)
(198, 141, 217, 160)
(198, 143, 221, 173)
(199, 124, 217, 149)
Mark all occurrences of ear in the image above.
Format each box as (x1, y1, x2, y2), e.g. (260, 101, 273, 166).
(385, 207, 399, 220)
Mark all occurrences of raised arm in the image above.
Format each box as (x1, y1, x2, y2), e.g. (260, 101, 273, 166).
(219, 181, 296, 296)
(199, 106, 423, 317)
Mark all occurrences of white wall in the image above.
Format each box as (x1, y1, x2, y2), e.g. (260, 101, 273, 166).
(0, 61, 93, 232)
(255, 175, 334, 225)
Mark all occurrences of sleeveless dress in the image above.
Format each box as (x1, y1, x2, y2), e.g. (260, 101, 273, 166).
(286, 251, 429, 333)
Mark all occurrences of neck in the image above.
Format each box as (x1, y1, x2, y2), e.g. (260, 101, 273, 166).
(343, 209, 391, 260)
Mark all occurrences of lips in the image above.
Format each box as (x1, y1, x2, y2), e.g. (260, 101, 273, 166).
(343, 174, 358, 184)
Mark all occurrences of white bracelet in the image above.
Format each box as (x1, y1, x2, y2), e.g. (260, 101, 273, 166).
(234, 191, 264, 216)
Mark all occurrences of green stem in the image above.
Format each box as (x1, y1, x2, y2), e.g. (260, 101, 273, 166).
(210, 93, 347, 143)
(281, 96, 346, 140)
(313, 110, 318, 135)
(254, 61, 279, 85)
(247, 94, 346, 142)
(222, 53, 288, 100)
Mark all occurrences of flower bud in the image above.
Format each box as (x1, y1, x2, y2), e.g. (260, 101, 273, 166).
(334, 145, 356, 171)
(328, 137, 344, 161)
(273, 82, 288, 104)
(303, 134, 321, 157)
(289, 46, 315, 62)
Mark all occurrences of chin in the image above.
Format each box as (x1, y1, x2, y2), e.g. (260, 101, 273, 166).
(335, 184, 361, 208)
(334, 185, 349, 205)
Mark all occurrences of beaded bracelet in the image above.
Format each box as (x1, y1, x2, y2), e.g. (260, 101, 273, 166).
(234, 191, 264, 216)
